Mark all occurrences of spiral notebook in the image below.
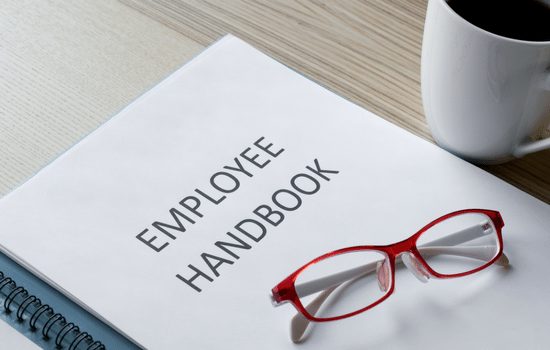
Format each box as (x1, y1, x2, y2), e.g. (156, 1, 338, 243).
(0, 251, 136, 349)
(0, 268, 103, 349)
(0, 35, 549, 349)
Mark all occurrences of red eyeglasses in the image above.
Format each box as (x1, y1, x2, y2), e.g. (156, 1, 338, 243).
(270, 209, 509, 343)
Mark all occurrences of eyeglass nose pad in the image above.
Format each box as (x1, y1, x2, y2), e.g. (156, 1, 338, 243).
(401, 252, 430, 283)
(376, 260, 390, 292)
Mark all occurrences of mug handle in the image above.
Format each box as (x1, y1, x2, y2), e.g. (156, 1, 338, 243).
(513, 73, 550, 157)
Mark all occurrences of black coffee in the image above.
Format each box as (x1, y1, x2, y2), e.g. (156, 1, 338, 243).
(446, 0, 550, 41)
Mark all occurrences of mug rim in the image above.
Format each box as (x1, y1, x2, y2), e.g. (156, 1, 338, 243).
(438, 0, 550, 46)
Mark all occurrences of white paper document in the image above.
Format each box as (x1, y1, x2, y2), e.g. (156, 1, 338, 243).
(0, 35, 549, 349)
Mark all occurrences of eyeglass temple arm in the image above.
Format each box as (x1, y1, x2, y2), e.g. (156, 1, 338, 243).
(289, 250, 508, 343)
(289, 263, 378, 343)
(285, 222, 508, 342)
(293, 221, 505, 299)
(289, 249, 509, 343)
(292, 245, 508, 301)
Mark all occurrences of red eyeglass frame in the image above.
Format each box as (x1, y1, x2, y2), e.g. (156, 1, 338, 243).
(271, 209, 505, 322)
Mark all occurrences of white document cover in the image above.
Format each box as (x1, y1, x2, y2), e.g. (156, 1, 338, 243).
(0, 35, 549, 349)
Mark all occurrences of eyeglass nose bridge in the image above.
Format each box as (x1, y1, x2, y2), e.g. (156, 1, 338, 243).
(385, 239, 432, 283)
(399, 252, 431, 283)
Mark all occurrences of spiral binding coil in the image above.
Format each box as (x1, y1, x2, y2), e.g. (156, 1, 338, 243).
(0, 270, 105, 350)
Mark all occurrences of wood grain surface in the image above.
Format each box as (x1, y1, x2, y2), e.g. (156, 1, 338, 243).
(1, 0, 549, 202)
(0, 0, 202, 195)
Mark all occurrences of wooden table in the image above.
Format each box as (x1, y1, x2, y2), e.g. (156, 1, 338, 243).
(1, 0, 549, 202)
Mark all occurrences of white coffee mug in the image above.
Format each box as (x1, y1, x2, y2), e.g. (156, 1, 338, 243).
(421, 0, 550, 163)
